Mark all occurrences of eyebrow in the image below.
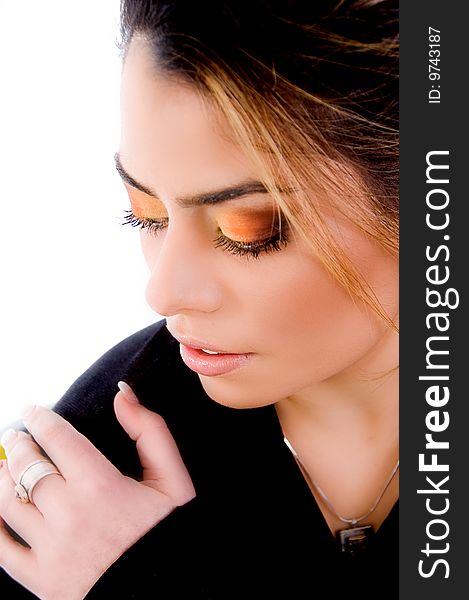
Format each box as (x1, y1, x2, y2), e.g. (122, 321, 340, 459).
(114, 152, 269, 207)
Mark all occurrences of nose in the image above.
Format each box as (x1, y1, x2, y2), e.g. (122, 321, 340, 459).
(143, 222, 223, 317)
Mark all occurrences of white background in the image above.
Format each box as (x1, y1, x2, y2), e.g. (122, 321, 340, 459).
(0, 1, 158, 428)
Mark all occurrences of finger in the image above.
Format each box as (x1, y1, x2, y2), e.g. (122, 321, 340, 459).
(20, 405, 121, 481)
(0, 460, 43, 547)
(0, 429, 66, 518)
(0, 516, 33, 585)
(114, 383, 195, 505)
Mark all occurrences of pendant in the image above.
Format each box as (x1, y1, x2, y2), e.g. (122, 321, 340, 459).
(337, 524, 374, 557)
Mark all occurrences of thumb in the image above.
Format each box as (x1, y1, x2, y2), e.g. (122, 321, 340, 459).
(114, 381, 195, 506)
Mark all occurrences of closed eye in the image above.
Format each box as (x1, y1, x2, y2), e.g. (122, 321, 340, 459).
(120, 209, 290, 260)
(121, 209, 168, 235)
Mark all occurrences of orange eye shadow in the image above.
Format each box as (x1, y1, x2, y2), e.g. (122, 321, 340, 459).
(124, 184, 167, 219)
(216, 207, 280, 242)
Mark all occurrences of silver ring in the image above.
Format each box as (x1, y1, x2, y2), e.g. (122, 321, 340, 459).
(14, 459, 62, 504)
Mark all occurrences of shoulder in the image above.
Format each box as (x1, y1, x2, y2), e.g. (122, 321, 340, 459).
(54, 318, 173, 416)
(51, 318, 209, 477)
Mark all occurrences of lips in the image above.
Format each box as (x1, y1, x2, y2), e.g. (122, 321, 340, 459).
(169, 332, 254, 376)
(171, 333, 238, 355)
(179, 344, 253, 376)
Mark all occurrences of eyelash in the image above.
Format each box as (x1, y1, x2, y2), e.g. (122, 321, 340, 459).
(121, 209, 289, 260)
(121, 210, 168, 233)
(212, 229, 288, 260)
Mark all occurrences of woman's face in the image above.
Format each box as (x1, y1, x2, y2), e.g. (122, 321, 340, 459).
(118, 38, 398, 408)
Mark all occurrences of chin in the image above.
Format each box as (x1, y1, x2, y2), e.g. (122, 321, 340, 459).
(197, 373, 281, 410)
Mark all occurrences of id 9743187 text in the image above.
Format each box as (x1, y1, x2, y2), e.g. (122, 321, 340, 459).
(428, 26, 441, 104)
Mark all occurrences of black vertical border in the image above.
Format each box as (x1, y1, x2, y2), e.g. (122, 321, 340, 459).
(400, 1, 467, 597)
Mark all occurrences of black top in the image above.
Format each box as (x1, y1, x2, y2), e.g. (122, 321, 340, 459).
(1, 319, 398, 599)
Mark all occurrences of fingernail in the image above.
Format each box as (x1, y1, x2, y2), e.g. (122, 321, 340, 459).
(117, 381, 139, 405)
(1, 428, 17, 450)
(21, 405, 35, 420)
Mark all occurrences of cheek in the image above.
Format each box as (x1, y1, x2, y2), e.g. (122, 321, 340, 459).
(250, 258, 356, 344)
(224, 250, 347, 349)
(234, 248, 394, 374)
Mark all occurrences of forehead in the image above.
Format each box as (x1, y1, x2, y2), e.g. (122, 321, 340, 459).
(121, 38, 216, 146)
(119, 38, 258, 200)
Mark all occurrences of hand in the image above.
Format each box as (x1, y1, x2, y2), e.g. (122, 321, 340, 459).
(0, 383, 195, 600)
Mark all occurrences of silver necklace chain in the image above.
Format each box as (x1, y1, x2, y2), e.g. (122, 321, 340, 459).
(283, 436, 399, 527)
